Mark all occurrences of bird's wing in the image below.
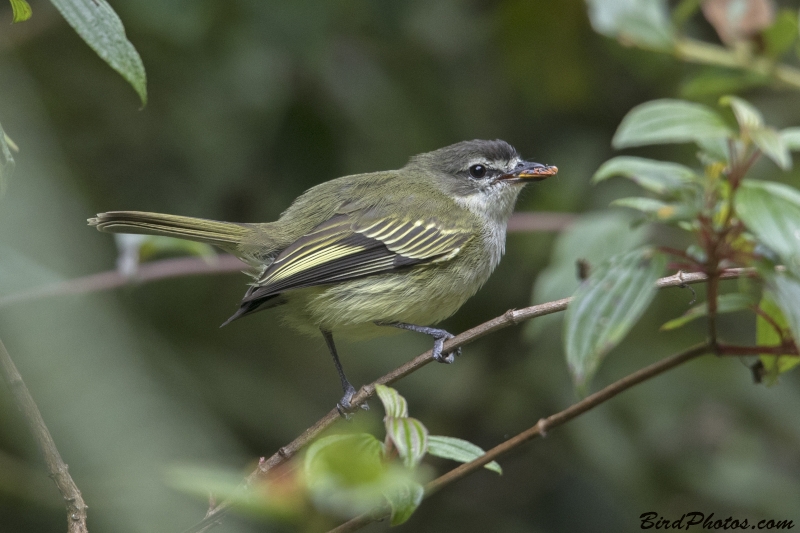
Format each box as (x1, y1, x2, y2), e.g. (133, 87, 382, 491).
(241, 212, 472, 303)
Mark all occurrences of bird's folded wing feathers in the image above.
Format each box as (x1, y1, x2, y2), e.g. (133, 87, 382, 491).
(242, 213, 472, 302)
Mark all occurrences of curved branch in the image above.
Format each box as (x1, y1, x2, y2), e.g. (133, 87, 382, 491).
(182, 268, 750, 533)
(0, 336, 89, 533)
(329, 343, 710, 533)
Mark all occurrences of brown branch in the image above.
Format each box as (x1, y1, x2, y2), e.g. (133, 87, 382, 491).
(0, 336, 89, 533)
(0, 213, 572, 308)
(182, 268, 750, 533)
(330, 342, 711, 533)
(506, 212, 577, 233)
(0, 255, 246, 308)
(716, 343, 799, 356)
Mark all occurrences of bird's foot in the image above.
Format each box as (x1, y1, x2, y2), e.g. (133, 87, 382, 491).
(431, 330, 461, 364)
(336, 384, 369, 419)
(377, 322, 461, 364)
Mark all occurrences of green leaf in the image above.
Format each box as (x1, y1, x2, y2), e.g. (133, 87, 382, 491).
(735, 180, 800, 271)
(305, 434, 386, 486)
(718, 96, 790, 169)
(10, 0, 32, 22)
(564, 248, 667, 389)
(763, 10, 799, 58)
(719, 95, 764, 130)
(585, 0, 674, 50)
(427, 435, 502, 474)
(695, 136, 732, 165)
(384, 480, 424, 526)
(611, 197, 696, 222)
(756, 294, 800, 385)
(780, 127, 800, 150)
(593, 156, 699, 195)
(611, 197, 668, 212)
(750, 127, 792, 170)
(660, 293, 755, 331)
(304, 433, 391, 516)
(760, 267, 800, 349)
(375, 384, 408, 418)
(0, 121, 14, 198)
(529, 212, 647, 342)
(612, 99, 732, 149)
(680, 70, 770, 99)
(386, 417, 428, 469)
(49, 0, 147, 105)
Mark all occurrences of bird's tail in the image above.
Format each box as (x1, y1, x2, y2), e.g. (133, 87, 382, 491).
(88, 211, 253, 251)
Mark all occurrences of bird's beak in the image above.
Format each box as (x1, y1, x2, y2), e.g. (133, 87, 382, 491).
(499, 161, 558, 183)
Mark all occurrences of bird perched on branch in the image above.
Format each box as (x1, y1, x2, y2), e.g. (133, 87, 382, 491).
(90, 139, 556, 412)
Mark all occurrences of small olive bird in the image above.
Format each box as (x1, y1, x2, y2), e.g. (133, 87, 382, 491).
(89, 140, 556, 411)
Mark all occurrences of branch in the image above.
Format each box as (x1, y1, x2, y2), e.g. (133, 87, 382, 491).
(182, 268, 750, 533)
(0, 255, 246, 308)
(674, 37, 800, 90)
(0, 212, 573, 308)
(0, 336, 89, 533)
(329, 342, 710, 533)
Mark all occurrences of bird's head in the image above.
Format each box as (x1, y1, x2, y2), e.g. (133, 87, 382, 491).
(405, 139, 557, 219)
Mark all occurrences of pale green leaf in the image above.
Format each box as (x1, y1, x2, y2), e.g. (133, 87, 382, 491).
(763, 9, 799, 58)
(780, 127, 800, 150)
(304, 434, 385, 485)
(761, 267, 800, 350)
(680, 70, 770, 99)
(375, 384, 408, 418)
(593, 156, 699, 195)
(611, 197, 669, 213)
(304, 433, 390, 516)
(529, 212, 647, 343)
(384, 480, 424, 526)
(611, 197, 696, 222)
(585, 0, 674, 50)
(612, 99, 732, 149)
(0, 121, 14, 198)
(10, 0, 32, 22)
(564, 248, 667, 389)
(756, 294, 800, 385)
(719, 95, 764, 130)
(695, 136, 732, 165)
(735, 180, 800, 271)
(49, 0, 147, 105)
(660, 293, 755, 331)
(750, 127, 792, 170)
(386, 417, 428, 469)
(166, 464, 297, 515)
(427, 435, 502, 474)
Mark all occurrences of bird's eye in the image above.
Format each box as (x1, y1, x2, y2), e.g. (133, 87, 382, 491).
(469, 164, 487, 179)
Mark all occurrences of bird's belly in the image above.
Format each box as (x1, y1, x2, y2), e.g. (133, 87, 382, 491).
(278, 266, 487, 337)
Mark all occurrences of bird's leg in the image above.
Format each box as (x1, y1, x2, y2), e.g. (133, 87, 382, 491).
(379, 322, 461, 364)
(321, 329, 367, 416)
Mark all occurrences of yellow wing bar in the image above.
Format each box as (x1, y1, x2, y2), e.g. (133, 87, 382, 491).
(241, 213, 472, 304)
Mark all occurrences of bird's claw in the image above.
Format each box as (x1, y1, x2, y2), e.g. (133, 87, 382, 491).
(432, 333, 460, 364)
(336, 384, 369, 419)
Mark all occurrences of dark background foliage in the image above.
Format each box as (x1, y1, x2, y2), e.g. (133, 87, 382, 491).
(0, 1, 799, 532)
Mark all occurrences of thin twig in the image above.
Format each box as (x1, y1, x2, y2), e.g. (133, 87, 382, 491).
(716, 343, 799, 356)
(0, 255, 246, 307)
(182, 268, 751, 533)
(0, 336, 89, 533)
(329, 342, 711, 533)
(0, 212, 573, 309)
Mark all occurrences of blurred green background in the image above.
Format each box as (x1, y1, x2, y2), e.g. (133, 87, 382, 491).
(1, 1, 799, 532)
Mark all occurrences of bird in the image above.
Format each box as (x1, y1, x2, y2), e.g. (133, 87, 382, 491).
(89, 139, 557, 412)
